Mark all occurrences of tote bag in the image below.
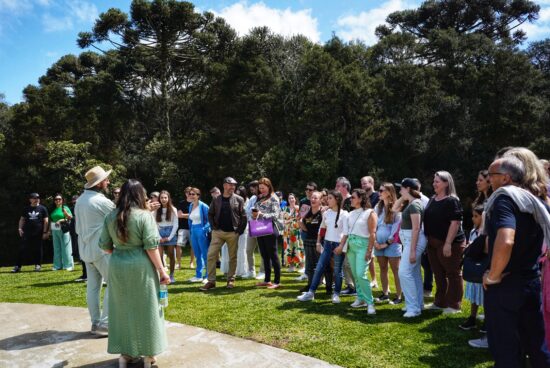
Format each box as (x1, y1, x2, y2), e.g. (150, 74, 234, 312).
(249, 218, 274, 238)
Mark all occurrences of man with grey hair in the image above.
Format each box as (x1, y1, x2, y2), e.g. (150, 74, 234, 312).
(476, 156, 550, 366)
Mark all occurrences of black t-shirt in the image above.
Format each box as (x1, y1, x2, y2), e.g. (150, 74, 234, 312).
(487, 195, 546, 279)
(342, 196, 352, 212)
(219, 196, 234, 232)
(177, 200, 190, 230)
(299, 198, 311, 218)
(22, 204, 49, 236)
(369, 191, 380, 209)
(423, 196, 465, 243)
(302, 209, 323, 240)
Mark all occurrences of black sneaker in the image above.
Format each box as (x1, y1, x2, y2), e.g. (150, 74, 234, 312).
(341, 287, 356, 296)
(376, 294, 390, 302)
(479, 322, 487, 334)
(390, 297, 403, 305)
(459, 316, 477, 331)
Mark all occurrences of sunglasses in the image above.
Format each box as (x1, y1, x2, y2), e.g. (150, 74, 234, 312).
(189, 193, 197, 196)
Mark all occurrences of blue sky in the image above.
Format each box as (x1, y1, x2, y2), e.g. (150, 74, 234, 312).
(1, 0, 549, 104)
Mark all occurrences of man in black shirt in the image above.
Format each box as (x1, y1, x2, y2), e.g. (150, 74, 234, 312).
(360, 176, 380, 208)
(201, 177, 246, 291)
(13, 193, 49, 272)
(482, 156, 550, 366)
(70, 194, 87, 282)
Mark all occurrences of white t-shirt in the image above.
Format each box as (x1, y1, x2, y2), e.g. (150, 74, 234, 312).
(347, 208, 373, 238)
(189, 206, 201, 224)
(320, 209, 349, 242)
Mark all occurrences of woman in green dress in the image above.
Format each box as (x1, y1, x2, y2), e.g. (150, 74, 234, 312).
(99, 179, 170, 368)
(50, 194, 74, 271)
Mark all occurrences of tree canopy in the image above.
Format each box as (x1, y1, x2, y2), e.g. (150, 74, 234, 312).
(1, 0, 549, 264)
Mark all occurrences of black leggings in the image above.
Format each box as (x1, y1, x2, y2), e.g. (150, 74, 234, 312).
(257, 234, 281, 284)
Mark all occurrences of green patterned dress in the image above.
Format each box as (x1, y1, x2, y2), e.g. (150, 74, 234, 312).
(99, 208, 167, 357)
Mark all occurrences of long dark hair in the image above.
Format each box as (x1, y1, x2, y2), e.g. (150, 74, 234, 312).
(328, 190, 343, 228)
(473, 170, 493, 206)
(116, 179, 148, 243)
(375, 183, 397, 224)
(352, 188, 370, 210)
(156, 190, 174, 222)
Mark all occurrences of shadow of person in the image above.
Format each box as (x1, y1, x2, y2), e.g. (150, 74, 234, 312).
(72, 358, 123, 367)
(418, 317, 493, 367)
(0, 330, 102, 351)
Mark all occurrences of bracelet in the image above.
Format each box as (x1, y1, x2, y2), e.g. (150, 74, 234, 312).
(486, 276, 499, 284)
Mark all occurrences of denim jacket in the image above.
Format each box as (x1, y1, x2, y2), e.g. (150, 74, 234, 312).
(188, 201, 211, 233)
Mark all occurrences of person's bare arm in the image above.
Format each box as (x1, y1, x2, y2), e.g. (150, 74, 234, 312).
(146, 248, 170, 284)
(442, 221, 460, 257)
(483, 228, 514, 289)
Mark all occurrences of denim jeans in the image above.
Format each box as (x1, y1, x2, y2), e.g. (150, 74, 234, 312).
(398, 229, 427, 314)
(309, 240, 344, 294)
(190, 224, 209, 279)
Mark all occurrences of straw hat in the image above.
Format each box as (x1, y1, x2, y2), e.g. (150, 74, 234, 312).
(84, 166, 112, 189)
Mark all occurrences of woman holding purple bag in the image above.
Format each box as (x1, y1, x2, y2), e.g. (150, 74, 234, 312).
(252, 177, 283, 289)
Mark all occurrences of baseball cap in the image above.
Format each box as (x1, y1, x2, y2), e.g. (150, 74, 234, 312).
(224, 177, 238, 185)
(29, 193, 40, 199)
(394, 178, 419, 191)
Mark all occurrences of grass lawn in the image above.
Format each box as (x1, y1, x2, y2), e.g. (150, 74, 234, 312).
(0, 248, 494, 368)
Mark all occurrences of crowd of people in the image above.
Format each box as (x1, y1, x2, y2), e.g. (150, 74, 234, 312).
(11, 147, 550, 368)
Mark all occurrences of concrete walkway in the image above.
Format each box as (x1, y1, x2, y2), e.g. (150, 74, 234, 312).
(0, 303, 338, 368)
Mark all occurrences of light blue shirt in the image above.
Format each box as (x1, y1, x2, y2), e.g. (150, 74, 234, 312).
(75, 189, 116, 262)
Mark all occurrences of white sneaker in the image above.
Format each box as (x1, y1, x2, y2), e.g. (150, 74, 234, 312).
(201, 278, 208, 284)
(255, 273, 265, 280)
(477, 314, 485, 321)
(468, 335, 489, 348)
(367, 305, 376, 315)
(297, 291, 314, 302)
(188, 277, 203, 283)
(370, 281, 378, 289)
(295, 274, 308, 281)
(66, 267, 73, 271)
(403, 311, 421, 318)
(242, 271, 256, 279)
(425, 303, 443, 311)
(331, 294, 341, 304)
(350, 299, 367, 308)
(443, 307, 461, 315)
(298, 268, 305, 274)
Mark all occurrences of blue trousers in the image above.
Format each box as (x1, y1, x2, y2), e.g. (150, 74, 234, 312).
(309, 240, 344, 294)
(485, 275, 550, 368)
(190, 224, 209, 279)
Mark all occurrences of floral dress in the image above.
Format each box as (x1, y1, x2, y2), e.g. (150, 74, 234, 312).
(282, 206, 304, 268)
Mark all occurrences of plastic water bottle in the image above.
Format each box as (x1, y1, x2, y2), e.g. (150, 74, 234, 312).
(159, 284, 168, 308)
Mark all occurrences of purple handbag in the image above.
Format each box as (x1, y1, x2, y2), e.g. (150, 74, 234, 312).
(249, 218, 274, 237)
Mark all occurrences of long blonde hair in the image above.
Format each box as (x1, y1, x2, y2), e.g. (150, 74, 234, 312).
(435, 171, 458, 198)
(503, 147, 548, 200)
(375, 182, 397, 224)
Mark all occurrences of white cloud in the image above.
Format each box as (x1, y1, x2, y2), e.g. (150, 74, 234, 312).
(214, 1, 320, 43)
(0, 0, 33, 14)
(42, 12, 72, 32)
(67, 0, 98, 24)
(335, 0, 418, 45)
(519, 3, 550, 41)
(41, 1, 97, 33)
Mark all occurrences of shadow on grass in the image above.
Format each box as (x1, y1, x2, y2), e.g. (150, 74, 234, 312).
(0, 330, 102, 351)
(169, 283, 257, 296)
(418, 318, 493, 368)
(31, 280, 76, 287)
